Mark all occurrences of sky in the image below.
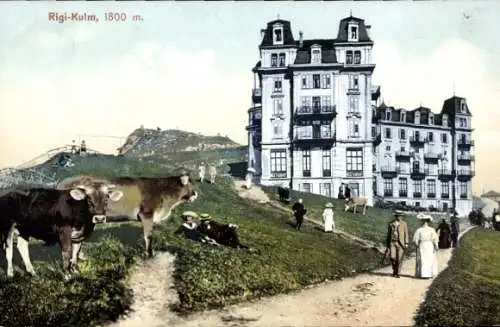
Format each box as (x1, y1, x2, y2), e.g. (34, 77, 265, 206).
(0, 1, 499, 193)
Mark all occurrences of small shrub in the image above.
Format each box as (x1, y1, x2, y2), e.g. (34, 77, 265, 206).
(415, 228, 500, 326)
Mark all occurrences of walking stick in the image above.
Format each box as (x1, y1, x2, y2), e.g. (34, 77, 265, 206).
(380, 247, 389, 265)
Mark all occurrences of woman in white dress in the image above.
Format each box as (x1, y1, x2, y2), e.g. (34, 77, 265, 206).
(413, 213, 439, 279)
(322, 202, 335, 232)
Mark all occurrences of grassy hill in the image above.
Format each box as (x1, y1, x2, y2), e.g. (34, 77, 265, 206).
(415, 228, 500, 326)
(0, 155, 402, 326)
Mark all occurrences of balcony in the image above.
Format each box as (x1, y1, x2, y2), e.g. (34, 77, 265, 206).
(373, 134, 382, 147)
(413, 192, 422, 198)
(295, 105, 336, 123)
(410, 135, 427, 147)
(457, 170, 475, 182)
(293, 133, 336, 149)
(457, 154, 475, 165)
(457, 139, 475, 149)
(424, 152, 440, 163)
(252, 88, 262, 104)
(302, 170, 311, 177)
(347, 170, 363, 177)
(427, 193, 436, 198)
(381, 166, 398, 179)
(460, 194, 468, 199)
(395, 151, 411, 161)
(323, 169, 331, 177)
(410, 168, 426, 180)
(399, 190, 408, 197)
(441, 193, 450, 199)
(384, 190, 394, 197)
(270, 171, 287, 179)
(438, 169, 455, 181)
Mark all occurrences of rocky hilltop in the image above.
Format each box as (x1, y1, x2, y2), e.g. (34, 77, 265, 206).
(118, 127, 242, 157)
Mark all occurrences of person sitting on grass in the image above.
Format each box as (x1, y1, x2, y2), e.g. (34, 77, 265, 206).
(174, 211, 218, 246)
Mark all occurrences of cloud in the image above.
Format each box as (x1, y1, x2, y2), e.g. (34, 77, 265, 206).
(0, 42, 251, 168)
(372, 38, 500, 192)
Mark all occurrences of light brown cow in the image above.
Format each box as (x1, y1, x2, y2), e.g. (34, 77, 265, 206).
(208, 165, 217, 184)
(57, 172, 198, 257)
(344, 196, 368, 215)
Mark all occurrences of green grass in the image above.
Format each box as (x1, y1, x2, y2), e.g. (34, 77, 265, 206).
(261, 186, 422, 245)
(415, 228, 500, 326)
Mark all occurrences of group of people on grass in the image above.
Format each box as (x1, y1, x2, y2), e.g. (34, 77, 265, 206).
(387, 210, 461, 279)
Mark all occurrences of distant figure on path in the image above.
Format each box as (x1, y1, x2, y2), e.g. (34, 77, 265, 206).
(338, 183, 345, 200)
(386, 210, 409, 278)
(80, 140, 87, 155)
(245, 168, 255, 189)
(322, 202, 335, 232)
(450, 213, 460, 248)
(292, 198, 307, 231)
(344, 184, 351, 200)
(413, 213, 439, 279)
(436, 218, 452, 249)
(70, 140, 77, 154)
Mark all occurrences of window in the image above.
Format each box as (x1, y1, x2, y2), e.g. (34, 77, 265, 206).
(384, 179, 393, 196)
(274, 79, 282, 92)
(273, 99, 283, 115)
(346, 51, 353, 64)
(322, 149, 331, 176)
(386, 145, 391, 151)
(278, 53, 286, 67)
(415, 112, 420, 124)
(413, 180, 422, 195)
(312, 96, 321, 111)
(442, 114, 448, 127)
(371, 126, 376, 137)
(271, 54, 278, 67)
(270, 149, 287, 178)
(399, 129, 406, 140)
(349, 25, 359, 41)
(302, 149, 311, 177)
(459, 118, 467, 128)
(272, 122, 283, 138)
(349, 120, 360, 138)
(349, 96, 359, 113)
(461, 101, 467, 113)
(441, 181, 449, 195)
(460, 182, 468, 197)
(349, 75, 359, 89)
(311, 48, 321, 64)
(427, 179, 436, 196)
(346, 148, 363, 177)
(321, 124, 332, 138)
(385, 110, 391, 120)
(273, 27, 283, 43)
(313, 74, 321, 89)
(322, 74, 331, 89)
(429, 114, 434, 125)
(354, 51, 361, 64)
(399, 178, 408, 196)
(428, 132, 434, 143)
(385, 128, 392, 139)
(441, 133, 448, 143)
(349, 183, 360, 197)
(301, 75, 307, 89)
(302, 183, 312, 193)
(401, 112, 406, 122)
(320, 183, 331, 198)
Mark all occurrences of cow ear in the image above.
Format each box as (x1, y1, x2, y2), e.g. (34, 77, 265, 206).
(69, 189, 86, 201)
(180, 175, 189, 186)
(108, 190, 123, 202)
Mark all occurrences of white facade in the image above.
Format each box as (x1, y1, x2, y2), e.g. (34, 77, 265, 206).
(246, 17, 474, 215)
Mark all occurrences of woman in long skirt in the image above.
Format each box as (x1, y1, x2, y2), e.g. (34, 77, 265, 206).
(413, 213, 439, 279)
(322, 202, 335, 232)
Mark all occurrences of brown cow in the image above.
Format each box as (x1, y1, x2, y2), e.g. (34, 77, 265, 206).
(344, 196, 368, 215)
(57, 172, 198, 257)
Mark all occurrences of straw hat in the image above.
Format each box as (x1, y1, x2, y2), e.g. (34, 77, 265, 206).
(182, 211, 198, 219)
(199, 213, 211, 219)
(393, 210, 405, 216)
(416, 213, 433, 221)
(325, 202, 333, 208)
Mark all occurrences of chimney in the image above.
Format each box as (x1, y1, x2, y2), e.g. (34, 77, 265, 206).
(366, 25, 371, 38)
(260, 29, 266, 39)
(299, 31, 303, 47)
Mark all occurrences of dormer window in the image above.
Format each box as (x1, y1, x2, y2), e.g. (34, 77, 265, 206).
(429, 114, 434, 125)
(443, 114, 448, 127)
(401, 111, 406, 123)
(273, 24, 284, 45)
(311, 45, 321, 64)
(348, 23, 359, 42)
(385, 110, 391, 121)
(461, 100, 467, 113)
(415, 111, 420, 124)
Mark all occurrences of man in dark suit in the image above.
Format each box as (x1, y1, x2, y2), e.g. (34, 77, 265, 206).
(292, 198, 307, 231)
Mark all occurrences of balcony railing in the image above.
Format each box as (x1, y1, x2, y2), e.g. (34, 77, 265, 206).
(347, 170, 363, 177)
(457, 154, 475, 163)
(410, 136, 427, 147)
(252, 88, 262, 103)
(395, 151, 411, 161)
(427, 192, 436, 198)
(294, 133, 336, 149)
(271, 171, 287, 179)
(410, 168, 426, 180)
(413, 192, 422, 198)
(296, 105, 335, 114)
(460, 194, 468, 199)
(399, 191, 408, 197)
(381, 166, 398, 178)
(457, 170, 475, 181)
(441, 193, 450, 199)
(384, 190, 394, 197)
(302, 170, 311, 177)
(424, 152, 440, 162)
(323, 169, 331, 177)
(457, 139, 475, 147)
